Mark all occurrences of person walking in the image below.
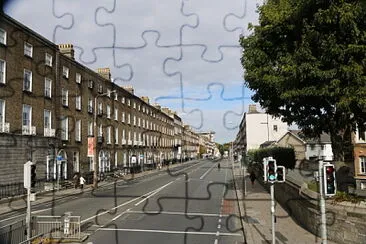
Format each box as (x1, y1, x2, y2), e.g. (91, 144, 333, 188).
(73, 173, 79, 189)
(250, 171, 256, 186)
(79, 175, 86, 190)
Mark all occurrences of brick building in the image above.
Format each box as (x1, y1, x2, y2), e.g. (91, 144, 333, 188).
(0, 12, 197, 185)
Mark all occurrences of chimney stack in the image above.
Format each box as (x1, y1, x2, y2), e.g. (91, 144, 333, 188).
(58, 44, 74, 60)
(248, 104, 258, 113)
(122, 86, 134, 94)
(97, 68, 111, 80)
(140, 96, 150, 104)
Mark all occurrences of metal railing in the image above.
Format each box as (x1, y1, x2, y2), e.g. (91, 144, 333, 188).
(0, 219, 27, 244)
(34, 215, 80, 240)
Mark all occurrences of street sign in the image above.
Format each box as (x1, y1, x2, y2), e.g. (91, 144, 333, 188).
(57, 155, 63, 161)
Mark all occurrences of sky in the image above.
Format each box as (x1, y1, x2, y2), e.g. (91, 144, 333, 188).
(4, 0, 264, 144)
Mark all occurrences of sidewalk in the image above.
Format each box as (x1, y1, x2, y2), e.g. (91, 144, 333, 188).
(0, 161, 195, 217)
(233, 165, 336, 244)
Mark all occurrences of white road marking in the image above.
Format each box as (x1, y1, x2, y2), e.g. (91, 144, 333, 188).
(127, 210, 229, 217)
(111, 210, 128, 221)
(81, 182, 173, 223)
(216, 231, 220, 236)
(199, 164, 216, 180)
(217, 224, 221, 229)
(214, 239, 218, 244)
(134, 181, 174, 206)
(98, 228, 242, 236)
(218, 219, 222, 223)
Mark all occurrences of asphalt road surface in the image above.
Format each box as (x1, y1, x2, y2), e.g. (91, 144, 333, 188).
(0, 159, 245, 244)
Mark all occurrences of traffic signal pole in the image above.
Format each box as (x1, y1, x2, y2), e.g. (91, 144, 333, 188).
(318, 160, 327, 244)
(270, 183, 275, 244)
(26, 186, 31, 243)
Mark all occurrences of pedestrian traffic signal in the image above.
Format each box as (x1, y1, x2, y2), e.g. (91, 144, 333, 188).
(323, 163, 336, 196)
(31, 164, 36, 188)
(267, 159, 277, 182)
(276, 166, 285, 183)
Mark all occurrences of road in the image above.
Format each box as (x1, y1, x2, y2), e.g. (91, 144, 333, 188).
(0, 159, 245, 244)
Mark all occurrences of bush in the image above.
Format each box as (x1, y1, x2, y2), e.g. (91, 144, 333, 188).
(251, 147, 296, 169)
(332, 191, 365, 204)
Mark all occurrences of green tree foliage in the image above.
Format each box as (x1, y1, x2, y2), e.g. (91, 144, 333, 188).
(241, 0, 366, 161)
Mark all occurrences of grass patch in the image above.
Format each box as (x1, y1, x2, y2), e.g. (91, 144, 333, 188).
(332, 191, 365, 204)
(307, 180, 319, 193)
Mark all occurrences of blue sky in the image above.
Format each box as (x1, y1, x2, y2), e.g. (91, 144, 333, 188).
(4, 0, 262, 143)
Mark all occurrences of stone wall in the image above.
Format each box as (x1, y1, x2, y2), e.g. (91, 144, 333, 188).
(254, 166, 366, 244)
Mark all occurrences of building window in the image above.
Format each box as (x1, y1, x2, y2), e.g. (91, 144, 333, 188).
(98, 102, 103, 115)
(128, 114, 131, 124)
(73, 152, 80, 173)
(127, 99, 130, 106)
(133, 102, 136, 109)
(22, 104, 32, 133)
(61, 88, 68, 107)
(23, 69, 32, 92)
(122, 129, 125, 140)
(122, 97, 125, 104)
(88, 121, 93, 136)
(44, 109, 51, 130)
(114, 93, 118, 101)
(98, 124, 103, 137)
(0, 59, 6, 84)
(45, 53, 52, 67)
(0, 28, 6, 45)
(114, 108, 118, 121)
(76, 73, 81, 84)
(60, 116, 69, 140)
(75, 120, 81, 142)
(44, 78, 52, 98)
(273, 125, 278, 132)
(0, 99, 5, 132)
(106, 105, 111, 119)
(122, 112, 125, 123)
(88, 98, 93, 113)
(106, 126, 111, 144)
(62, 66, 69, 79)
(107, 88, 111, 97)
(24, 42, 33, 57)
(138, 117, 141, 127)
(360, 157, 366, 174)
(358, 125, 366, 142)
(115, 127, 119, 144)
(133, 115, 136, 126)
(76, 95, 82, 111)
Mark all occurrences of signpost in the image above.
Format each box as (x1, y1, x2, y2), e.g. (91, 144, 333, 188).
(24, 161, 33, 242)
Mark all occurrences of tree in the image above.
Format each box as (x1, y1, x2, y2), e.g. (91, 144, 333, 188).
(241, 0, 366, 162)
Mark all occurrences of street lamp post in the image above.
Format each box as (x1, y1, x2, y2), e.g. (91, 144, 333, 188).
(93, 90, 116, 189)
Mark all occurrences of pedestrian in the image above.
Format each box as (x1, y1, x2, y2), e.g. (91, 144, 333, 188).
(79, 175, 86, 190)
(73, 173, 79, 189)
(250, 171, 256, 186)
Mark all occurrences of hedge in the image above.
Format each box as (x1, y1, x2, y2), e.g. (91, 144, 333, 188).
(249, 147, 296, 169)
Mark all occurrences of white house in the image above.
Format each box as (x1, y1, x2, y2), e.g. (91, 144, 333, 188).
(235, 104, 289, 153)
(304, 133, 333, 161)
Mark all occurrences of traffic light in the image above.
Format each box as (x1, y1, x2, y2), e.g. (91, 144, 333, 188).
(267, 159, 277, 182)
(263, 158, 268, 182)
(31, 164, 36, 188)
(276, 166, 286, 183)
(323, 163, 336, 196)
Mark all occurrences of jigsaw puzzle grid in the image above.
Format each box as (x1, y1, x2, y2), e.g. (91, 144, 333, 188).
(1, 0, 341, 243)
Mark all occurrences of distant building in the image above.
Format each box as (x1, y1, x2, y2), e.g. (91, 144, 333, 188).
(354, 125, 366, 191)
(234, 104, 288, 155)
